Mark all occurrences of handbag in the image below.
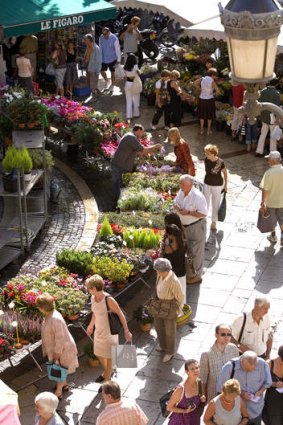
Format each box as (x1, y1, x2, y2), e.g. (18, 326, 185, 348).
(111, 343, 137, 368)
(45, 63, 56, 76)
(160, 385, 184, 418)
(148, 296, 179, 320)
(115, 63, 125, 80)
(185, 255, 197, 279)
(218, 191, 227, 222)
(46, 362, 68, 383)
(131, 74, 142, 94)
(105, 296, 123, 335)
(257, 208, 274, 233)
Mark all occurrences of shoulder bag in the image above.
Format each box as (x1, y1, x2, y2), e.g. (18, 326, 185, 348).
(160, 384, 184, 418)
(218, 191, 227, 222)
(105, 296, 123, 335)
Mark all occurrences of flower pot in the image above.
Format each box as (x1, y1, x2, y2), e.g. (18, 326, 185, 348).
(140, 323, 152, 332)
(117, 281, 127, 290)
(67, 314, 80, 321)
(88, 358, 99, 368)
(18, 123, 26, 129)
(2, 174, 18, 193)
(27, 123, 35, 129)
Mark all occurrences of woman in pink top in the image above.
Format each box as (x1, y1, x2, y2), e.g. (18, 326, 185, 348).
(37, 293, 79, 399)
(16, 48, 34, 93)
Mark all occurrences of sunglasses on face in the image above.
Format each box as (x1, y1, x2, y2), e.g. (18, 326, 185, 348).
(219, 332, 232, 337)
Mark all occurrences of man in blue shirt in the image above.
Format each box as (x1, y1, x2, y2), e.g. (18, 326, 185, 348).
(217, 351, 272, 425)
(99, 27, 121, 91)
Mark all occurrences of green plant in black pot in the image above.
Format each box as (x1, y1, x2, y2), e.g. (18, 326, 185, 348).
(20, 146, 33, 178)
(29, 149, 54, 170)
(56, 248, 94, 276)
(71, 122, 103, 153)
(2, 146, 22, 192)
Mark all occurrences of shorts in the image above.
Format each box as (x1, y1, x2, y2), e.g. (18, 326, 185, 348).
(101, 60, 117, 72)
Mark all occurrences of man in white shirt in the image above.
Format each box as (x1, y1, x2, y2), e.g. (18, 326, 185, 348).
(230, 297, 272, 359)
(174, 174, 207, 284)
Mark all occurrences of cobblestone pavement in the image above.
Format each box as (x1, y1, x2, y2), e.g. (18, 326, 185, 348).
(1, 78, 283, 424)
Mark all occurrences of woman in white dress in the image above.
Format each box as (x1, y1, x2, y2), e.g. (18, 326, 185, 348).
(86, 275, 132, 382)
(123, 53, 141, 122)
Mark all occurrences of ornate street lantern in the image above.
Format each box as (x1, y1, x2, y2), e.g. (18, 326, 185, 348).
(220, 0, 283, 122)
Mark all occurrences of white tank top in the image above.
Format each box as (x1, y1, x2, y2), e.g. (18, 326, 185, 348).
(214, 395, 242, 425)
(200, 76, 214, 99)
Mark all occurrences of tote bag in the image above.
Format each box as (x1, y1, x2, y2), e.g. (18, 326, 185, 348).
(257, 208, 274, 233)
(218, 192, 227, 222)
(46, 362, 68, 383)
(111, 343, 137, 368)
(131, 75, 142, 94)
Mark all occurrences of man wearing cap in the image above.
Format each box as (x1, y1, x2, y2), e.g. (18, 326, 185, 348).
(99, 27, 121, 91)
(260, 150, 283, 246)
(174, 174, 207, 284)
(255, 79, 281, 157)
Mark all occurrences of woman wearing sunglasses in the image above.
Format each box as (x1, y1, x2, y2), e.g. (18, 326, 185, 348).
(200, 324, 239, 402)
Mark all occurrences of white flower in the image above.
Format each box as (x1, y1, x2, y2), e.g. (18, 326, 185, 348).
(132, 210, 136, 216)
(11, 321, 18, 327)
(129, 235, 134, 240)
(8, 302, 15, 309)
(148, 220, 153, 226)
(123, 241, 127, 246)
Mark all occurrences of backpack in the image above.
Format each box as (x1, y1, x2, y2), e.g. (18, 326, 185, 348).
(159, 80, 170, 105)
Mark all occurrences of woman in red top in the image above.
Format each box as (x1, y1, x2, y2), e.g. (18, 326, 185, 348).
(168, 127, 195, 176)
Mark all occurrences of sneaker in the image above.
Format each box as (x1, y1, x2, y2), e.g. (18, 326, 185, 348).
(162, 354, 173, 363)
(267, 234, 277, 243)
(155, 345, 164, 352)
(151, 125, 156, 130)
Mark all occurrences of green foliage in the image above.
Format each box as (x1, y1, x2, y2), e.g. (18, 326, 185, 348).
(99, 215, 113, 239)
(118, 187, 160, 212)
(20, 146, 33, 173)
(56, 248, 94, 276)
(29, 149, 54, 170)
(6, 92, 47, 125)
(0, 115, 13, 140)
(71, 121, 103, 150)
(2, 146, 21, 173)
(56, 288, 87, 316)
(92, 256, 133, 283)
(123, 173, 180, 194)
(84, 342, 98, 359)
(103, 212, 164, 229)
(123, 228, 161, 250)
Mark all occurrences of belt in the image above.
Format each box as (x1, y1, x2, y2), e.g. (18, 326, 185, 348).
(184, 219, 204, 228)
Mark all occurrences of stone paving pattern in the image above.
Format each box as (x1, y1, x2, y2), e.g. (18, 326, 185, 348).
(1, 78, 283, 424)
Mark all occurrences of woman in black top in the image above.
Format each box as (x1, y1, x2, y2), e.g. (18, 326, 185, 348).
(167, 70, 183, 127)
(203, 144, 227, 231)
(65, 40, 78, 97)
(162, 224, 186, 315)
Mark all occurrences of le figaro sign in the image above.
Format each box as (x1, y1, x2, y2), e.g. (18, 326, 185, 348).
(41, 15, 84, 31)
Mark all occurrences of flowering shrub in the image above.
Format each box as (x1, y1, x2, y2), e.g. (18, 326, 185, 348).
(123, 172, 180, 194)
(41, 96, 91, 122)
(92, 256, 133, 283)
(118, 187, 161, 212)
(0, 332, 14, 357)
(133, 305, 154, 325)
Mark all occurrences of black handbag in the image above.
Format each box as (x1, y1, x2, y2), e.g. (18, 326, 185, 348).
(160, 389, 174, 417)
(257, 208, 274, 233)
(218, 192, 227, 222)
(105, 296, 123, 335)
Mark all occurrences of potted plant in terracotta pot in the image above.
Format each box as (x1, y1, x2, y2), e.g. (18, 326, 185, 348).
(133, 305, 154, 332)
(57, 289, 87, 321)
(84, 342, 99, 367)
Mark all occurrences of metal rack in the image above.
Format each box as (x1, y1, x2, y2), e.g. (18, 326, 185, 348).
(0, 130, 47, 270)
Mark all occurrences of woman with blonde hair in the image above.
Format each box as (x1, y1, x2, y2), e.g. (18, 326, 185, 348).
(86, 275, 132, 382)
(203, 379, 249, 425)
(36, 293, 78, 399)
(167, 70, 183, 127)
(203, 143, 228, 231)
(168, 127, 195, 176)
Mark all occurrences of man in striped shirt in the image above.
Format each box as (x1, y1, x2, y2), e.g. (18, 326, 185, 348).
(97, 381, 148, 425)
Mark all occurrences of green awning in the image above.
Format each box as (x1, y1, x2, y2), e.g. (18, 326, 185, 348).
(2, 0, 117, 38)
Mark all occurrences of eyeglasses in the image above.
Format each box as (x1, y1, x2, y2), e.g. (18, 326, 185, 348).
(219, 332, 232, 337)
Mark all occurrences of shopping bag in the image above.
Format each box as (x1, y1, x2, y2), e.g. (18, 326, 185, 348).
(131, 75, 142, 94)
(46, 362, 68, 382)
(115, 63, 125, 80)
(257, 208, 274, 233)
(111, 344, 137, 368)
(218, 192, 227, 222)
(105, 296, 122, 335)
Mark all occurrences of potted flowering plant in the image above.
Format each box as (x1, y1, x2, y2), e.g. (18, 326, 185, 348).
(84, 342, 99, 367)
(133, 305, 154, 332)
(57, 289, 87, 320)
(0, 332, 15, 359)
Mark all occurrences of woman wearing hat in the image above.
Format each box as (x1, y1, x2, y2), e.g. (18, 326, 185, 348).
(152, 258, 184, 363)
(263, 345, 283, 425)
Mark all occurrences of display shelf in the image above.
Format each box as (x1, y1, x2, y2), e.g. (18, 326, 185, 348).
(0, 246, 22, 270)
(0, 170, 44, 197)
(7, 215, 46, 247)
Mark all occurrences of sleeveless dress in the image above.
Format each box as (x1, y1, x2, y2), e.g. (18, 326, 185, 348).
(168, 385, 202, 425)
(91, 293, 119, 359)
(213, 394, 241, 425)
(197, 76, 215, 120)
(263, 360, 283, 425)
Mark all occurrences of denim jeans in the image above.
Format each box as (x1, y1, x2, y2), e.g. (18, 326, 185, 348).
(246, 122, 258, 145)
(111, 164, 123, 208)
